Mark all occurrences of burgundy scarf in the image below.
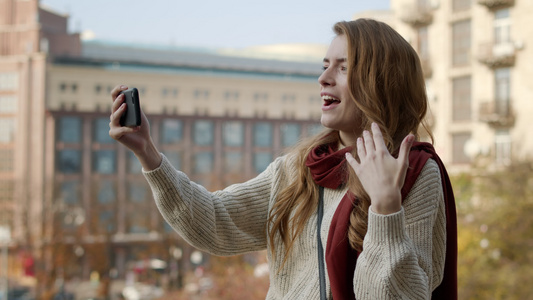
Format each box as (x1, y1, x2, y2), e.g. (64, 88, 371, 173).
(305, 141, 457, 300)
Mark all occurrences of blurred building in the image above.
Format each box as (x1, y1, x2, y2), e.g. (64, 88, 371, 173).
(0, 0, 323, 292)
(386, 0, 533, 173)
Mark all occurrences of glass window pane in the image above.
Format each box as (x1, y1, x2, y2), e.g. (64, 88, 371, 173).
(223, 121, 244, 147)
(128, 183, 147, 203)
(0, 149, 13, 171)
(94, 118, 114, 144)
(254, 152, 272, 173)
(224, 152, 243, 173)
(161, 119, 183, 144)
(452, 76, 471, 121)
(0, 95, 17, 113)
(307, 124, 324, 136)
(281, 123, 301, 147)
(452, 20, 471, 66)
(254, 122, 272, 147)
(58, 117, 81, 143)
(452, 133, 471, 164)
(194, 120, 214, 146)
(127, 151, 143, 174)
(98, 181, 116, 204)
(128, 211, 149, 233)
(163, 151, 181, 169)
(194, 152, 213, 174)
(99, 210, 115, 233)
(61, 181, 79, 204)
(57, 149, 81, 173)
(93, 150, 116, 174)
(0, 118, 16, 143)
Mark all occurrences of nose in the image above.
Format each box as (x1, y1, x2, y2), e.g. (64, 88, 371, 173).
(318, 68, 335, 87)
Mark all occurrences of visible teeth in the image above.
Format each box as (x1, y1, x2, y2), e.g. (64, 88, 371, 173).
(322, 95, 340, 101)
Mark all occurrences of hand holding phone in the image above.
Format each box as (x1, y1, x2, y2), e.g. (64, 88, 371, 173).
(119, 87, 142, 127)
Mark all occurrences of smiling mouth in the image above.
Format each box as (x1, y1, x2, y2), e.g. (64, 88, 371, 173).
(322, 95, 341, 106)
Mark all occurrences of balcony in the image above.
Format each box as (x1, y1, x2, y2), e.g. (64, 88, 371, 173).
(478, 0, 515, 10)
(479, 99, 515, 127)
(399, 4, 434, 27)
(478, 41, 516, 68)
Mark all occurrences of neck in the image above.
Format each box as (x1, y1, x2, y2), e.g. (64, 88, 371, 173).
(338, 130, 359, 148)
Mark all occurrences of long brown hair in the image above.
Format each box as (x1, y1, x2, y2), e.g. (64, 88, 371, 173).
(267, 19, 432, 268)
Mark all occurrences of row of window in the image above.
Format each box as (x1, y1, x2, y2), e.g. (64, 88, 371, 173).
(58, 116, 321, 147)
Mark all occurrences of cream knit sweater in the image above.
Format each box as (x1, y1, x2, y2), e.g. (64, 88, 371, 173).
(143, 153, 446, 299)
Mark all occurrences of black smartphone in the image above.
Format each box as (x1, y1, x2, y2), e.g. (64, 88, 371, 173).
(119, 87, 141, 127)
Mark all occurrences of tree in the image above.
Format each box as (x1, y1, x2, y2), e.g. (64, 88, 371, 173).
(453, 161, 533, 300)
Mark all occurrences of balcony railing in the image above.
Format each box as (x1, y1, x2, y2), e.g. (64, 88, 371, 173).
(399, 4, 434, 27)
(478, 41, 516, 68)
(478, 0, 515, 10)
(479, 99, 515, 127)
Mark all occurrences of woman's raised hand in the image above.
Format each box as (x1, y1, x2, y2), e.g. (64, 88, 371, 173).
(109, 85, 162, 170)
(345, 123, 414, 215)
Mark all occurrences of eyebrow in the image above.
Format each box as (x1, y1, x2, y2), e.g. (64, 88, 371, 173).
(323, 58, 347, 63)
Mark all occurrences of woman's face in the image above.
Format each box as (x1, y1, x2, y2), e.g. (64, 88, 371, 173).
(318, 35, 363, 145)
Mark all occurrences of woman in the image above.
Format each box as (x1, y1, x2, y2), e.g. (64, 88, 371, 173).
(109, 19, 456, 299)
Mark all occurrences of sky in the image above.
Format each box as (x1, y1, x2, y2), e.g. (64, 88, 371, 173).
(40, 0, 390, 49)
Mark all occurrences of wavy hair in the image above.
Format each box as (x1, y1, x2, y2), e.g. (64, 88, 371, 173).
(267, 19, 432, 269)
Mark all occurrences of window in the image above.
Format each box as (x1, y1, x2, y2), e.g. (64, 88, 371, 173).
(128, 211, 149, 234)
(98, 181, 116, 204)
(452, 0, 471, 12)
(0, 118, 16, 143)
(58, 117, 82, 143)
(224, 152, 243, 173)
(0, 95, 17, 113)
(495, 68, 511, 116)
(452, 76, 471, 121)
(57, 149, 81, 173)
(254, 152, 272, 173)
(162, 151, 181, 169)
(254, 122, 273, 147)
(494, 9, 511, 45)
(94, 118, 114, 144)
(127, 151, 143, 174)
(194, 152, 213, 174)
(307, 124, 324, 136)
(99, 210, 115, 233)
(452, 132, 471, 164)
(128, 182, 147, 203)
(161, 119, 183, 144)
(452, 20, 471, 66)
(281, 123, 301, 147)
(61, 181, 80, 204)
(193, 120, 214, 146)
(93, 150, 116, 174)
(494, 129, 511, 166)
(223, 121, 244, 147)
(0, 73, 18, 90)
(418, 26, 429, 60)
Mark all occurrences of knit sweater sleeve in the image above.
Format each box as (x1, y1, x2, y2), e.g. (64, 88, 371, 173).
(142, 154, 281, 256)
(353, 158, 446, 299)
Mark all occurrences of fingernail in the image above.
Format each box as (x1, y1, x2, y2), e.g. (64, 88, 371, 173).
(120, 85, 127, 89)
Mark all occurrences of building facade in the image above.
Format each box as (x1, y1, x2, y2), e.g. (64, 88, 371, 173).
(0, 0, 324, 292)
(389, 0, 533, 173)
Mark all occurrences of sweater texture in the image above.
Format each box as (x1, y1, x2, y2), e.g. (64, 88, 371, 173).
(143, 149, 447, 299)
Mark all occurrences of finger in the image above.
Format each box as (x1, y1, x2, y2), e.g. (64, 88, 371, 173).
(398, 134, 414, 170)
(111, 93, 125, 113)
(110, 102, 127, 126)
(371, 122, 387, 152)
(345, 152, 359, 172)
(363, 130, 375, 154)
(356, 137, 366, 158)
(111, 85, 128, 101)
(109, 125, 139, 141)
